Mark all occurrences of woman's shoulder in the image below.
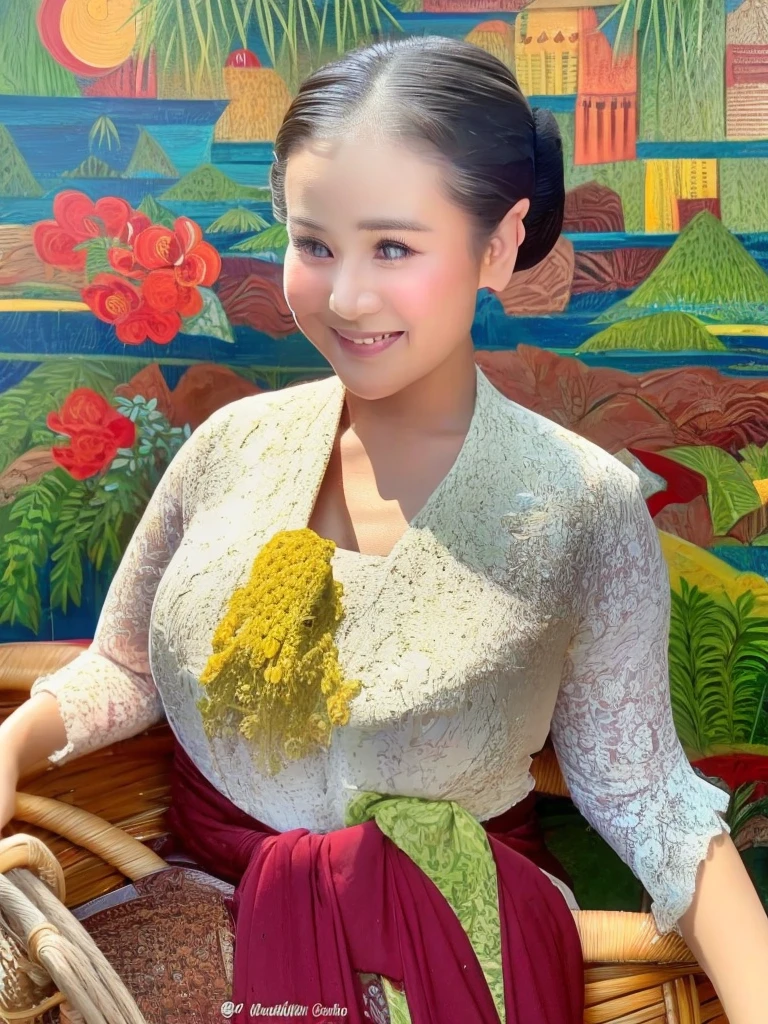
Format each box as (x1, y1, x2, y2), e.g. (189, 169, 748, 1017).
(173, 376, 339, 506)
(205, 378, 337, 438)
(188, 372, 337, 456)
(482, 374, 639, 504)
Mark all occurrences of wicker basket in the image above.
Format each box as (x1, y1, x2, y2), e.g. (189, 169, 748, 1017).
(0, 642, 728, 1024)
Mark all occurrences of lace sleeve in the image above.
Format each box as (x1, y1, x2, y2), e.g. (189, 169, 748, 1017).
(30, 410, 221, 764)
(549, 467, 730, 935)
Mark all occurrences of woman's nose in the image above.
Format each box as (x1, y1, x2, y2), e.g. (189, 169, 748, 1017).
(329, 264, 383, 321)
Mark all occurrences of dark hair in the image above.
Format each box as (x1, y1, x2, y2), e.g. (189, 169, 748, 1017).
(271, 36, 564, 272)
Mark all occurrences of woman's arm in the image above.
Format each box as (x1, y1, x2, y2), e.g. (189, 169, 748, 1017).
(549, 465, 768, 1023)
(1, 693, 67, 775)
(0, 692, 67, 829)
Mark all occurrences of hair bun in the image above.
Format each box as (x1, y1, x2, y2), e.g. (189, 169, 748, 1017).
(514, 107, 565, 273)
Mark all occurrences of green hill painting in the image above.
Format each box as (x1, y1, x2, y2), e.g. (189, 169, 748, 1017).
(63, 156, 121, 178)
(598, 212, 768, 326)
(579, 311, 726, 352)
(124, 130, 177, 179)
(161, 165, 270, 201)
(0, 125, 42, 197)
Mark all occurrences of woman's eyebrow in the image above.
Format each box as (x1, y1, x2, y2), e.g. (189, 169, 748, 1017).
(357, 218, 433, 232)
(291, 216, 432, 232)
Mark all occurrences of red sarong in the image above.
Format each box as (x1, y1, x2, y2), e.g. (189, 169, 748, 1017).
(167, 743, 584, 1024)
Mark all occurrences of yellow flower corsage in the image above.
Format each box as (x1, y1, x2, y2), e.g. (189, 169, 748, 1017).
(197, 528, 361, 775)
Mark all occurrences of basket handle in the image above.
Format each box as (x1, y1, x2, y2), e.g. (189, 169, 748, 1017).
(13, 794, 166, 882)
(0, 832, 148, 1024)
(0, 834, 65, 900)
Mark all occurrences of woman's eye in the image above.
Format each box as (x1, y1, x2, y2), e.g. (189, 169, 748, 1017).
(376, 240, 415, 261)
(293, 237, 331, 259)
(291, 235, 415, 261)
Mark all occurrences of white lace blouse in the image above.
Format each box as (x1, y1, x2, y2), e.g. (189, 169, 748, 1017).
(31, 366, 729, 934)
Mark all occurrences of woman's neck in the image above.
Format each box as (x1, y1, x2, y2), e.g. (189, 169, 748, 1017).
(342, 342, 478, 445)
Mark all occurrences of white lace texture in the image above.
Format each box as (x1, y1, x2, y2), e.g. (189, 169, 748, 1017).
(550, 472, 729, 935)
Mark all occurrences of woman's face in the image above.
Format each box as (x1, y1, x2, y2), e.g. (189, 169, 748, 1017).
(282, 134, 516, 401)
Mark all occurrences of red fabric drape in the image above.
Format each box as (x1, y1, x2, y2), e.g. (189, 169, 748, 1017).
(167, 743, 584, 1024)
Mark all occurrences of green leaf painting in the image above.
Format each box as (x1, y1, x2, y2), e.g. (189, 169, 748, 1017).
(740, 444, 768, 483)
(183, 288, 235, 343)
(662, 446, 761, 534)
(669, 581, 768, 756)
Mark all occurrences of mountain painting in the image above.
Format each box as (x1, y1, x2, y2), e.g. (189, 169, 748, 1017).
(2, 0, 768, 918)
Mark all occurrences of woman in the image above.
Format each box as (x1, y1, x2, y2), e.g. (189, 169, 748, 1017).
(2, 37, 767, 1024)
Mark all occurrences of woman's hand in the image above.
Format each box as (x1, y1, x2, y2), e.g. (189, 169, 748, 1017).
(0, 692, 68, 833)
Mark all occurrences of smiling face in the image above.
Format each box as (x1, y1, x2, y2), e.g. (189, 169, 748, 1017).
(282, 134, 524, 401)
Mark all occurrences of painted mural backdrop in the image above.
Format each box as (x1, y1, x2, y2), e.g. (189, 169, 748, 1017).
(2, 0, 768, 911)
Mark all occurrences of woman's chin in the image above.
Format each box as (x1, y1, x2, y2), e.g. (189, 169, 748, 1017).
(301, 330, 417, 401)
(336, 371, 403, 402)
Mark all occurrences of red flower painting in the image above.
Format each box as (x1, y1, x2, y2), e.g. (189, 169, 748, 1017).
(141, 267, 204, 318)
(47, 388, 137, 480)
(82, 273, 181, 345)
(33, 191, 150, 271)
(33, 191, 222, 346)
(133, 217, 221, 288)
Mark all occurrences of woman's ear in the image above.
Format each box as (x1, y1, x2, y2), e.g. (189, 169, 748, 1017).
(479, 197, 530, 292)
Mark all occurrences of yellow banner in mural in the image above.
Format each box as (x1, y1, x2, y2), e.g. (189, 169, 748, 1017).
(645, 159, 719, 232)
(515, 11, 579, 96)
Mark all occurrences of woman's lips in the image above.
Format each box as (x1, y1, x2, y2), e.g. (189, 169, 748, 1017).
(332, 328, 405, 356)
